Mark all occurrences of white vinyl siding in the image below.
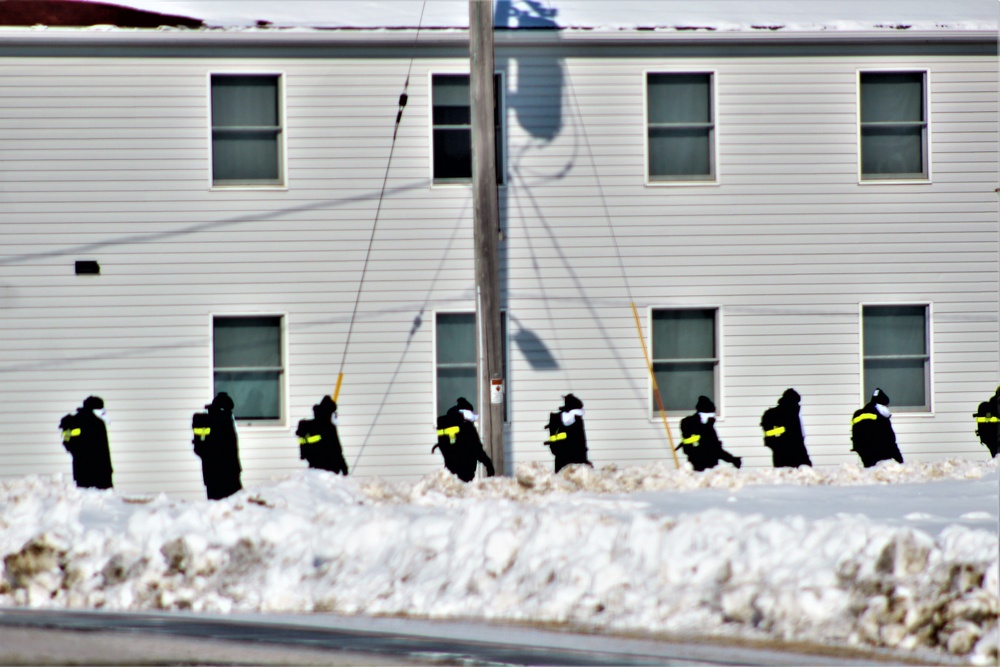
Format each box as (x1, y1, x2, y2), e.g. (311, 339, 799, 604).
(0, 37, 994, 496)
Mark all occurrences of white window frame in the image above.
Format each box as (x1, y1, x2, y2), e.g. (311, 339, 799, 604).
(856, 69, 932, 185)
(432, 309, 509, 425)
(209, 312, 289, 426)
(208, 71, 288, 190)
(647, 305, 724, 418)
(428, 70, 507, 188)
(858, 302, 934, 414)
(643, 69, 720, 187)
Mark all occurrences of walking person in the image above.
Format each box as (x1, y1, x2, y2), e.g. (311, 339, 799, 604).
(433, 397, 495, 482)
(59, 395, 113, 489)
(760, 388, 812, 468)
(678, 396, 742, 472)
(851, 388, 903, 468)
(192, 392, 243, 500)
(296, 396, 349, 474)
(543, 393, 591, 473)
(973, 385, 999, 458)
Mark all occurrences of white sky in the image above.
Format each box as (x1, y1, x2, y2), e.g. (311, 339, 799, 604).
(102, 0, 1000, 30)
(1, 458, 997, 664)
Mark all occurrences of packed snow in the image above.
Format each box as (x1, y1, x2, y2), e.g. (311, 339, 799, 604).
(0, 459, 997, 665)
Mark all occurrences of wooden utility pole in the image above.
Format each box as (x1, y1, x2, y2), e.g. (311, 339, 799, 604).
(469, 0, 505, 475)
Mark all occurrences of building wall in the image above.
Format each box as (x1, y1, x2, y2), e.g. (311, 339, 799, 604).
(0, 38, 996, 498)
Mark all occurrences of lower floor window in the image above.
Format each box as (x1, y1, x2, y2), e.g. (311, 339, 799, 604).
(435, 311, 507, 420)
(213, 315, 284, 420)
(651, 308, 718, 414)
(862, 304, 930, 411)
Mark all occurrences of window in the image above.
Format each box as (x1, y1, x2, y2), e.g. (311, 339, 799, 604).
(651, 309, 718, 414)
(431, 73, 504, 184)
(859, 72, 928, 180)
(646, 72, 715, 182)
(862, 305, 930, 411)
(211, 74, 282, 186)
(213, 316, 284, 420)
(434, 312, 507, 419)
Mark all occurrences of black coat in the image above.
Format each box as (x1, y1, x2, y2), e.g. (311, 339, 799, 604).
(193, 405, 243, 500)
(974, 391, 998, 458)
(851, 401, 903, 468)
(433, 407, 494, 482)
(678, 413, 741, 472)
(760, 404, 811, 468)
(60, 409, 113, 489)
(545, 410, 591, 473)
(297, 408, 348, 475)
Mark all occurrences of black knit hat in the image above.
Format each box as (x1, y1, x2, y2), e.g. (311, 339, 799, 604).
(872, 388, 890, 406)
(82, 396, 104, 411)
(560, 393, 583, 411)
(779, 388, 800, 405)
(456, 397, 475, 412)
(211, 392, 234, 411)
(696, 395, 716, 413)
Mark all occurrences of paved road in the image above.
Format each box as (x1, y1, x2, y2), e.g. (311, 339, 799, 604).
(0, 608, 950, 666)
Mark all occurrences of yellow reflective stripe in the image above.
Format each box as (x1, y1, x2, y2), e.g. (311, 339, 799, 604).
(298, 434, 322, 445)
(681, 434, 701, 445)
(437, 426, 460, 443)
(549, 432, 567, 443)
(852, 413, 877, 425)
(975, 416, 999, 423)
(62, 428, 81, 442)
(764, 426, 786, 438)
(192, 427, 211, 436)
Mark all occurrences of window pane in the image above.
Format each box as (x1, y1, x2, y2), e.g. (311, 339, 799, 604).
(214, 316, 281, 369)
(436, 313, 475, 365)
(211, 76, 279, 127)
(863, 306, 926, 357)
(212, 131, 280, 183)
(860, 127, 923, 177)
(432, 75, 471, 124)
(433, 129, 473, 180)
(214, 370, 281, 420)
(647, 73, 711, 124)
(863, 359, 927, 410)
(652, 309, 715, 361)
(437, 366, 476, 418)
(654, 362, 715, 412)
(649, 128, 711, 178)
(861, 73, 923, 123)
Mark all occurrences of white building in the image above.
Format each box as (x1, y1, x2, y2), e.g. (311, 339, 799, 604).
(0, 1, 996, 497)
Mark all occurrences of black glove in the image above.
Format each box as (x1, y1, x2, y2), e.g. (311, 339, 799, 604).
(733, 456, 742, 469)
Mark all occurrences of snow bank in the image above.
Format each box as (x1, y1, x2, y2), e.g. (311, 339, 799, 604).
(0, 460, 997, 664)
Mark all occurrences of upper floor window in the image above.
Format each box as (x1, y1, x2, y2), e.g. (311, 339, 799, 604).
(213, 315, 284, 421)
(211, 74, 283, 186)
(431, 73, 504, 185)
(859, 71, 928, 181)
(862, 305, 930, 411)
(651, 308, 719, 414)
(646, 72, 716, 183)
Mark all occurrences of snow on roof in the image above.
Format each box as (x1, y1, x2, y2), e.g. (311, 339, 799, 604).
(7, 0, 999, 32)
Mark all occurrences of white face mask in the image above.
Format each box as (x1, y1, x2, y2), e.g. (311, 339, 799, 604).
(460, 409, 478, 423)
(561, 408, 585, 426)
(94, 408, 108, 423)
(331, 413, 339, 427)
(875, 403, 891, 418)
(699, 412, 715, 424)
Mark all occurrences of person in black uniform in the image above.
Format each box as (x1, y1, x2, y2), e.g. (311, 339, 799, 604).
(192, 392, 243, 500)
(973, 385, 999, 458)
(59, 395, 113, 489)
(760, 388, 812, 468)
(433, 397, 495, 482)
(296, 396, 349, 474)
(851, 388, 903, 468)
(678, 396, 742, 472)
(544, 393, 591, 473)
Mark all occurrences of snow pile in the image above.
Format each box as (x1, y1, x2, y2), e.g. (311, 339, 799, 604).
(0, 461, 997, 665)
